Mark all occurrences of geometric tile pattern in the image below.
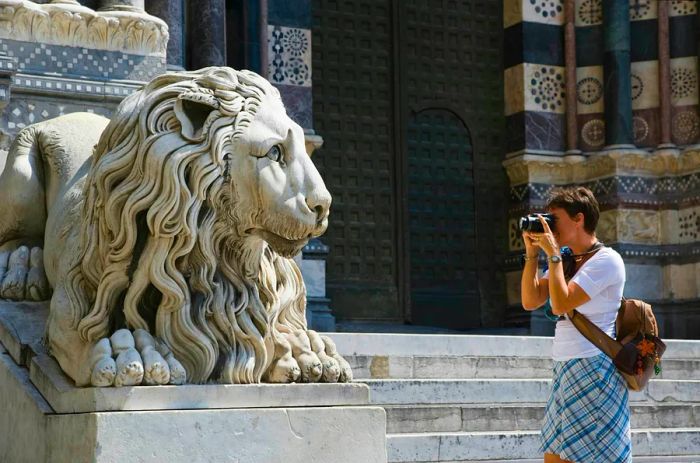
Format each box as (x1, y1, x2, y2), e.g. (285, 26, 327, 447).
(2, 97, 113, 133)
(629, 0, 657, 21)
(670, 0, 697, 17)
(525, 63, 566, 113)
(576, 65, 604, 114)
(576, 0, 603, 27)
(0, 39, 165, 82)
(268, 25, 312, 87)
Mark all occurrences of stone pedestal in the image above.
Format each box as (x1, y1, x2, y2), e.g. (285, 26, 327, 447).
(0, 301, 387, 462)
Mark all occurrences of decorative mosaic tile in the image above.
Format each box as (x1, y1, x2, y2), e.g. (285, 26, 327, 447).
(678, 207, 700, 244)
(523, 0, 564, 25)
(580, 117, 605, 149)
(0, 38, 165, 82)
(268, 25, 311, 88)
(524, 63, 566, 114)
(670, 0, 697, 17)
(629, 0, 657, 21)
(671, 106, 700, 145)
(630, 60, 659, 110)
(576, 0, 603, 27)
(508, 218, 525, 251)
(576, 65, 604, 114)
(671, 57, 699, 106)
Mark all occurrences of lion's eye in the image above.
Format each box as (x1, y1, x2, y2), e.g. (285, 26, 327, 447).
(266, 145, 283, 163)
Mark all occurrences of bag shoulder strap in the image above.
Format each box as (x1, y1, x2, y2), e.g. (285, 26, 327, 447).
(569, 309, 623, 359)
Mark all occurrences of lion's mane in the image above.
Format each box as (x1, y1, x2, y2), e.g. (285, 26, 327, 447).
(63, 67, 307, 383)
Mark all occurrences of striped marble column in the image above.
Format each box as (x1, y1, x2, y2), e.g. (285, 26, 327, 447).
(669, 1, 699, 146)
(187, 0, 226, 68)
(503, 0, 565, 158)
(564, 0, 580, 155)
(146, 0, 185, 69)
(602, 0, 633, 148)
(657, 1, 673, 148)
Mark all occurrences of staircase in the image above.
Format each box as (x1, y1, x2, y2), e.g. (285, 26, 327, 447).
(330, 333, 700, 462)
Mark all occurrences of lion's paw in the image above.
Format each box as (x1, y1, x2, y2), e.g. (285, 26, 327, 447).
(264, 335, 301, 383)
(0, 246, 49, 301)
(89, 329, 186, 387)
(284, 330, 323, 383)
(308, 330, 340, 383)
(320, 335, 353, 383)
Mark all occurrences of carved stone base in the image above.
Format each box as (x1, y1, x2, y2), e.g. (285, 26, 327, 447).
(0, 300, 387, 462)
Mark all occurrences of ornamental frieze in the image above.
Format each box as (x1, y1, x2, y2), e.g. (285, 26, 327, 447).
(0, 0, 168, 56)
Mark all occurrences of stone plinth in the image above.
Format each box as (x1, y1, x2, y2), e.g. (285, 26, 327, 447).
(0, 301, 387, 463)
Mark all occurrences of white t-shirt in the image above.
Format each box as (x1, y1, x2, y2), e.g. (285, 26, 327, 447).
(543, 247, 626, 361)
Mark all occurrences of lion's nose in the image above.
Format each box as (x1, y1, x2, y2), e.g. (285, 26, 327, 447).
(306, 188, 331, 224)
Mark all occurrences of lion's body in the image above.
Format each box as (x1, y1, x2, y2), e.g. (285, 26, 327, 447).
(0, 68, 345, 387)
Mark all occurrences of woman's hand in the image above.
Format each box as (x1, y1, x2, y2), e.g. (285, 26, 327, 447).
(522, 230, 540, 258)
(532, 214, 559, 258)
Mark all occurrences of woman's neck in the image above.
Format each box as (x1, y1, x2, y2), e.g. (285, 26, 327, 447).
(568, 234, 598, 255)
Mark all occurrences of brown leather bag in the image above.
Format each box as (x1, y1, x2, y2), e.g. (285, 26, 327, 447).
(569, 299, 666, 391)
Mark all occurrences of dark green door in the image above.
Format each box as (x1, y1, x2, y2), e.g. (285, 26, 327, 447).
(406, 109, 479, 329)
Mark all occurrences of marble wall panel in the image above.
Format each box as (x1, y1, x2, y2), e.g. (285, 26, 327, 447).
(663, 263, 697, 299)
(524, 111, 566, 152)
(624, 264, 663, 300)
(632, 108, 659, 148)
(276, 84, 312, 129)
(504, 64, 525, 116)
(630, 60, 659, 110)
(660, 209, 680, 245)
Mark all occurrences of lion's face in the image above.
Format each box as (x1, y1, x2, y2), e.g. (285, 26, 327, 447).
(228, 93, 331, 257)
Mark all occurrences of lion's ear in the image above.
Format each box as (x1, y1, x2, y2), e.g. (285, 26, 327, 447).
(174, 92, 220, 141)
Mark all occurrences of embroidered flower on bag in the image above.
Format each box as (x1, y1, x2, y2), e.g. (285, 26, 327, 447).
(636, 338, 656, 357)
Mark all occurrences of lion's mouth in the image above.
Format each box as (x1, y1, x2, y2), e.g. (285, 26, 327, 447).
(246, 228, 310, 250)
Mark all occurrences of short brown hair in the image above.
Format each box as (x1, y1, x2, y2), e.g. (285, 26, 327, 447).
(546, 186, 599, 234)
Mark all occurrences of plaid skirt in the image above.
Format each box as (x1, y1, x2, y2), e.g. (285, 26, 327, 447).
(540, 353, 632, 463)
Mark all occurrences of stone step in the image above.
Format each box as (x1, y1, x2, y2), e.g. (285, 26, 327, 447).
(348, 354, 700, 380)
(387, 429, 700, 462)
(385, 403, 700, 433)
(364, 378, 700, 406)
(329, 333, 700, 360)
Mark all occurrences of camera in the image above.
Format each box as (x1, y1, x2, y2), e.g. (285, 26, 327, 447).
(518, 213, 556, 233)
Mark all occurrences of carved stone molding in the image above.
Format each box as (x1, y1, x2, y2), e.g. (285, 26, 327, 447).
(503, 148, 700, 186)
(0, 0, 168, 56)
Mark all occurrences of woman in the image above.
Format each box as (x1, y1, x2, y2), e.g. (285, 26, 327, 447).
(520, 186, 631, 463)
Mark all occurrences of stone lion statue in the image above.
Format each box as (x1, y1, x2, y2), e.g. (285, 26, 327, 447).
(0, 67, 352, 387)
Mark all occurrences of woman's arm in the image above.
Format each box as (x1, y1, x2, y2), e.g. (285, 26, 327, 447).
(520, 232, 549, 310)
(535, 216, 591, 315)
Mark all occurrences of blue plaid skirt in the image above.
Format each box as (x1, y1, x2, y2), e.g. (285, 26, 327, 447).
(540, 353, 632, 463)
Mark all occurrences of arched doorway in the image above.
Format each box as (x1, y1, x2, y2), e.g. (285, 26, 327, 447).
(405, 108, 479, 329)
